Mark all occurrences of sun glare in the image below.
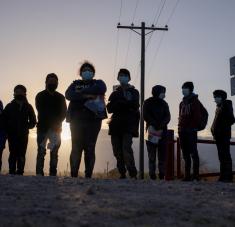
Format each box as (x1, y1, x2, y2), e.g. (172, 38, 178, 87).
(61, 122, 71, 140)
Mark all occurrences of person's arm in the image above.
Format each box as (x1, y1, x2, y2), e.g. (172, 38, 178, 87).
(143, 100, 157, 127)
(81, 80, 107, 95)
(28, 104, 37, 129)
(125, 89, 140, 110)
(59, 96, 67, 122)
(0, 101, 3, 114)
(191, 100, 201, 129)
(225, 102, 235, 126)
(65, 81, 86, 101)
(159, 103, 171, 128)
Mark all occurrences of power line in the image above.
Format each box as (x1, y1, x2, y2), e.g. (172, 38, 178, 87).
(145, 0, 167, 50)
(113, 0, 123, 81)
(124, 0, 140, 66)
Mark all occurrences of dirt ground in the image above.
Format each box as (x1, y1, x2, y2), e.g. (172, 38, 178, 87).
(0, 175, 235, 227)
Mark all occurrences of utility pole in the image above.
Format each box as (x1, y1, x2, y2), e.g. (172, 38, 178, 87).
(117, 22, 168, 179)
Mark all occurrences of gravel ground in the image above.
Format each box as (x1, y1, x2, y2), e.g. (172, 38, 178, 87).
(0, 175, 235, 227)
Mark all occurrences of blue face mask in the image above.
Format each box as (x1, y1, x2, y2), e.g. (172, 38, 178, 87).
(182, 88, 190, 97)
(214, 97, 222, 105)
(81, 70, 94, 81)
(118, 76, 129, 85)
(159, 93, 166, 99)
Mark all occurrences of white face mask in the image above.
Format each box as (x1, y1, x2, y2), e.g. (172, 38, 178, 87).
(81, 70, 94, 80)
(118, 76, 130, 85)
(159, 93, 166, 99)
(214, 97, 222, 104)
(182, 88, 190, 97)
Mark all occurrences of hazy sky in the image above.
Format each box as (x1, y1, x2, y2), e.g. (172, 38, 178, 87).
(1, 0, 235, 135)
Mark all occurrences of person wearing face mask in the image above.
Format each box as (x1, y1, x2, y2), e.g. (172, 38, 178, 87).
(107, 68, 139, 179)
(65, 61, 107, 178)
(211, 90, 235, 182)
(35, 73, 67, 176)
(178, 81, 203, 181)
(143, 85, 171, 180)
(2, 85, 36, 175)
(0, 100, 7, 173)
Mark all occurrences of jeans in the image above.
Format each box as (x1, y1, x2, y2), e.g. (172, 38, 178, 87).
(70, 119, 102, 178)
(36, 129, 61, 176)
(8, 133, 28, 175)
(215, 136, 233, 181)
(111, 133, 137, 178)
(146, 134, 167, 179)
(179, 130, 199, 178)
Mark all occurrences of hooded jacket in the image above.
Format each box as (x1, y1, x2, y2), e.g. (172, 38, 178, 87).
(107, 85, 140, 137)
(178, 93, 201, 132)
(3, 99, 36, 136)
(65, 79, 107, 121)
(211, 100, 235, 139)
(143, 86, 170, 131)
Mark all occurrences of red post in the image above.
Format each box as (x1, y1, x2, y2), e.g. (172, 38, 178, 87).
(165, 130, 175, 180)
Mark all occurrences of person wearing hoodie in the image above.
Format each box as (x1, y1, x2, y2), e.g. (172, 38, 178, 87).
(143, 85, 171, 180)
(107, 68, 139, 179)
(36, 73, 67, 176)
(0, 100, 7, 172)
(65, 61, 107, 178)
(211, 90, 235, 182)
(178, 82, 201, 181)
(3, 85, 36, 175)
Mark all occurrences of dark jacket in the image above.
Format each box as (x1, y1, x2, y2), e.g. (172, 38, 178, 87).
(107, 85, 140, 137)
(143, 97, 170, 131)
(3, 99, 36, 136)
(65, 79, 107, 121)
(0, 100, 4, 130)
(178, 94, 201, 132)
(211, 100, 235, 139)
(36, 90, 67, 132)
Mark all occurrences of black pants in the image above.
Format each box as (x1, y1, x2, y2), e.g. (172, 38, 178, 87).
(8, 134, 28, 175)
(179, 130, 199, 178)
(111, 134, 137, 178)
(70, 119, 102, 178)
(146, 135, 167, 179)
(215, 137, 233, 181)
(0, 131, 6, 172)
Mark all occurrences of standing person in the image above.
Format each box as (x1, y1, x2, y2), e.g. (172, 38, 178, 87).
(36, 73, 67, 176)
(65, 61, 107, 178)
(0, 100, 7, 172)
(3, 85, 36, 175)
(107, 68, 139, 179)
(143, 85, 171, 180)
(211, 90, 235, 182)
(178, 82, 202, 181)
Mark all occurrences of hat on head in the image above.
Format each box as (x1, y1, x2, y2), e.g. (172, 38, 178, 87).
(213, 90, 227, 101)
(182, 81, 194, 92)
(152, 85, 166, 98)
(117, 68, 131, 80)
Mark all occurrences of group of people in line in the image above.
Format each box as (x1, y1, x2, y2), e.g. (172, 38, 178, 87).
(0, 61, 234, 182)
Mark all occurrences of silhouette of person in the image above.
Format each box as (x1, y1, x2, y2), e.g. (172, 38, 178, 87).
(211, 90, 235, 182)
(178, 82, 201, 181)
(143, 85, 171, 180)
(36, 73, 67, 176)
(66, 61, 107, 178)
(0, 100, 7, 172)
(3, 85, 36, 175)
(107, 69, 139, 179)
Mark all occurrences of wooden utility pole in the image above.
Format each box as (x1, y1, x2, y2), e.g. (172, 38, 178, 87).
(117, 22, 168, 179)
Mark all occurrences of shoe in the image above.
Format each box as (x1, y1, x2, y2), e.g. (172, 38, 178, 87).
(150, 174, 157, 180)
(182, 176, 191, 182)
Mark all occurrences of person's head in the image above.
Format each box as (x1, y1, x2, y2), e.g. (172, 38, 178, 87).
(152, 85, 166, 99)
(182, 81, 194, 97)
(14, 84, 27, 101)
(46, 73, 58, 92)
(213, 90, 227, 105)
(117, 68, 131, 86)
(79, 61, 95, 81)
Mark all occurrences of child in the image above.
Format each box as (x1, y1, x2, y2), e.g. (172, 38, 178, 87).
(3, 85, 36, 175)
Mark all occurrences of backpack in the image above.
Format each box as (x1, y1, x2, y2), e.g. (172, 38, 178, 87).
(197, 101, 208, 131)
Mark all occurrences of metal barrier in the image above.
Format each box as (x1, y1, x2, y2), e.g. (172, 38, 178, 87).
(176, 137, 235, 179)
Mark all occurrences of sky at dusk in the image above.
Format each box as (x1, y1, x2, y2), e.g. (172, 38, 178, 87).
(1, 0, 235, 135)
